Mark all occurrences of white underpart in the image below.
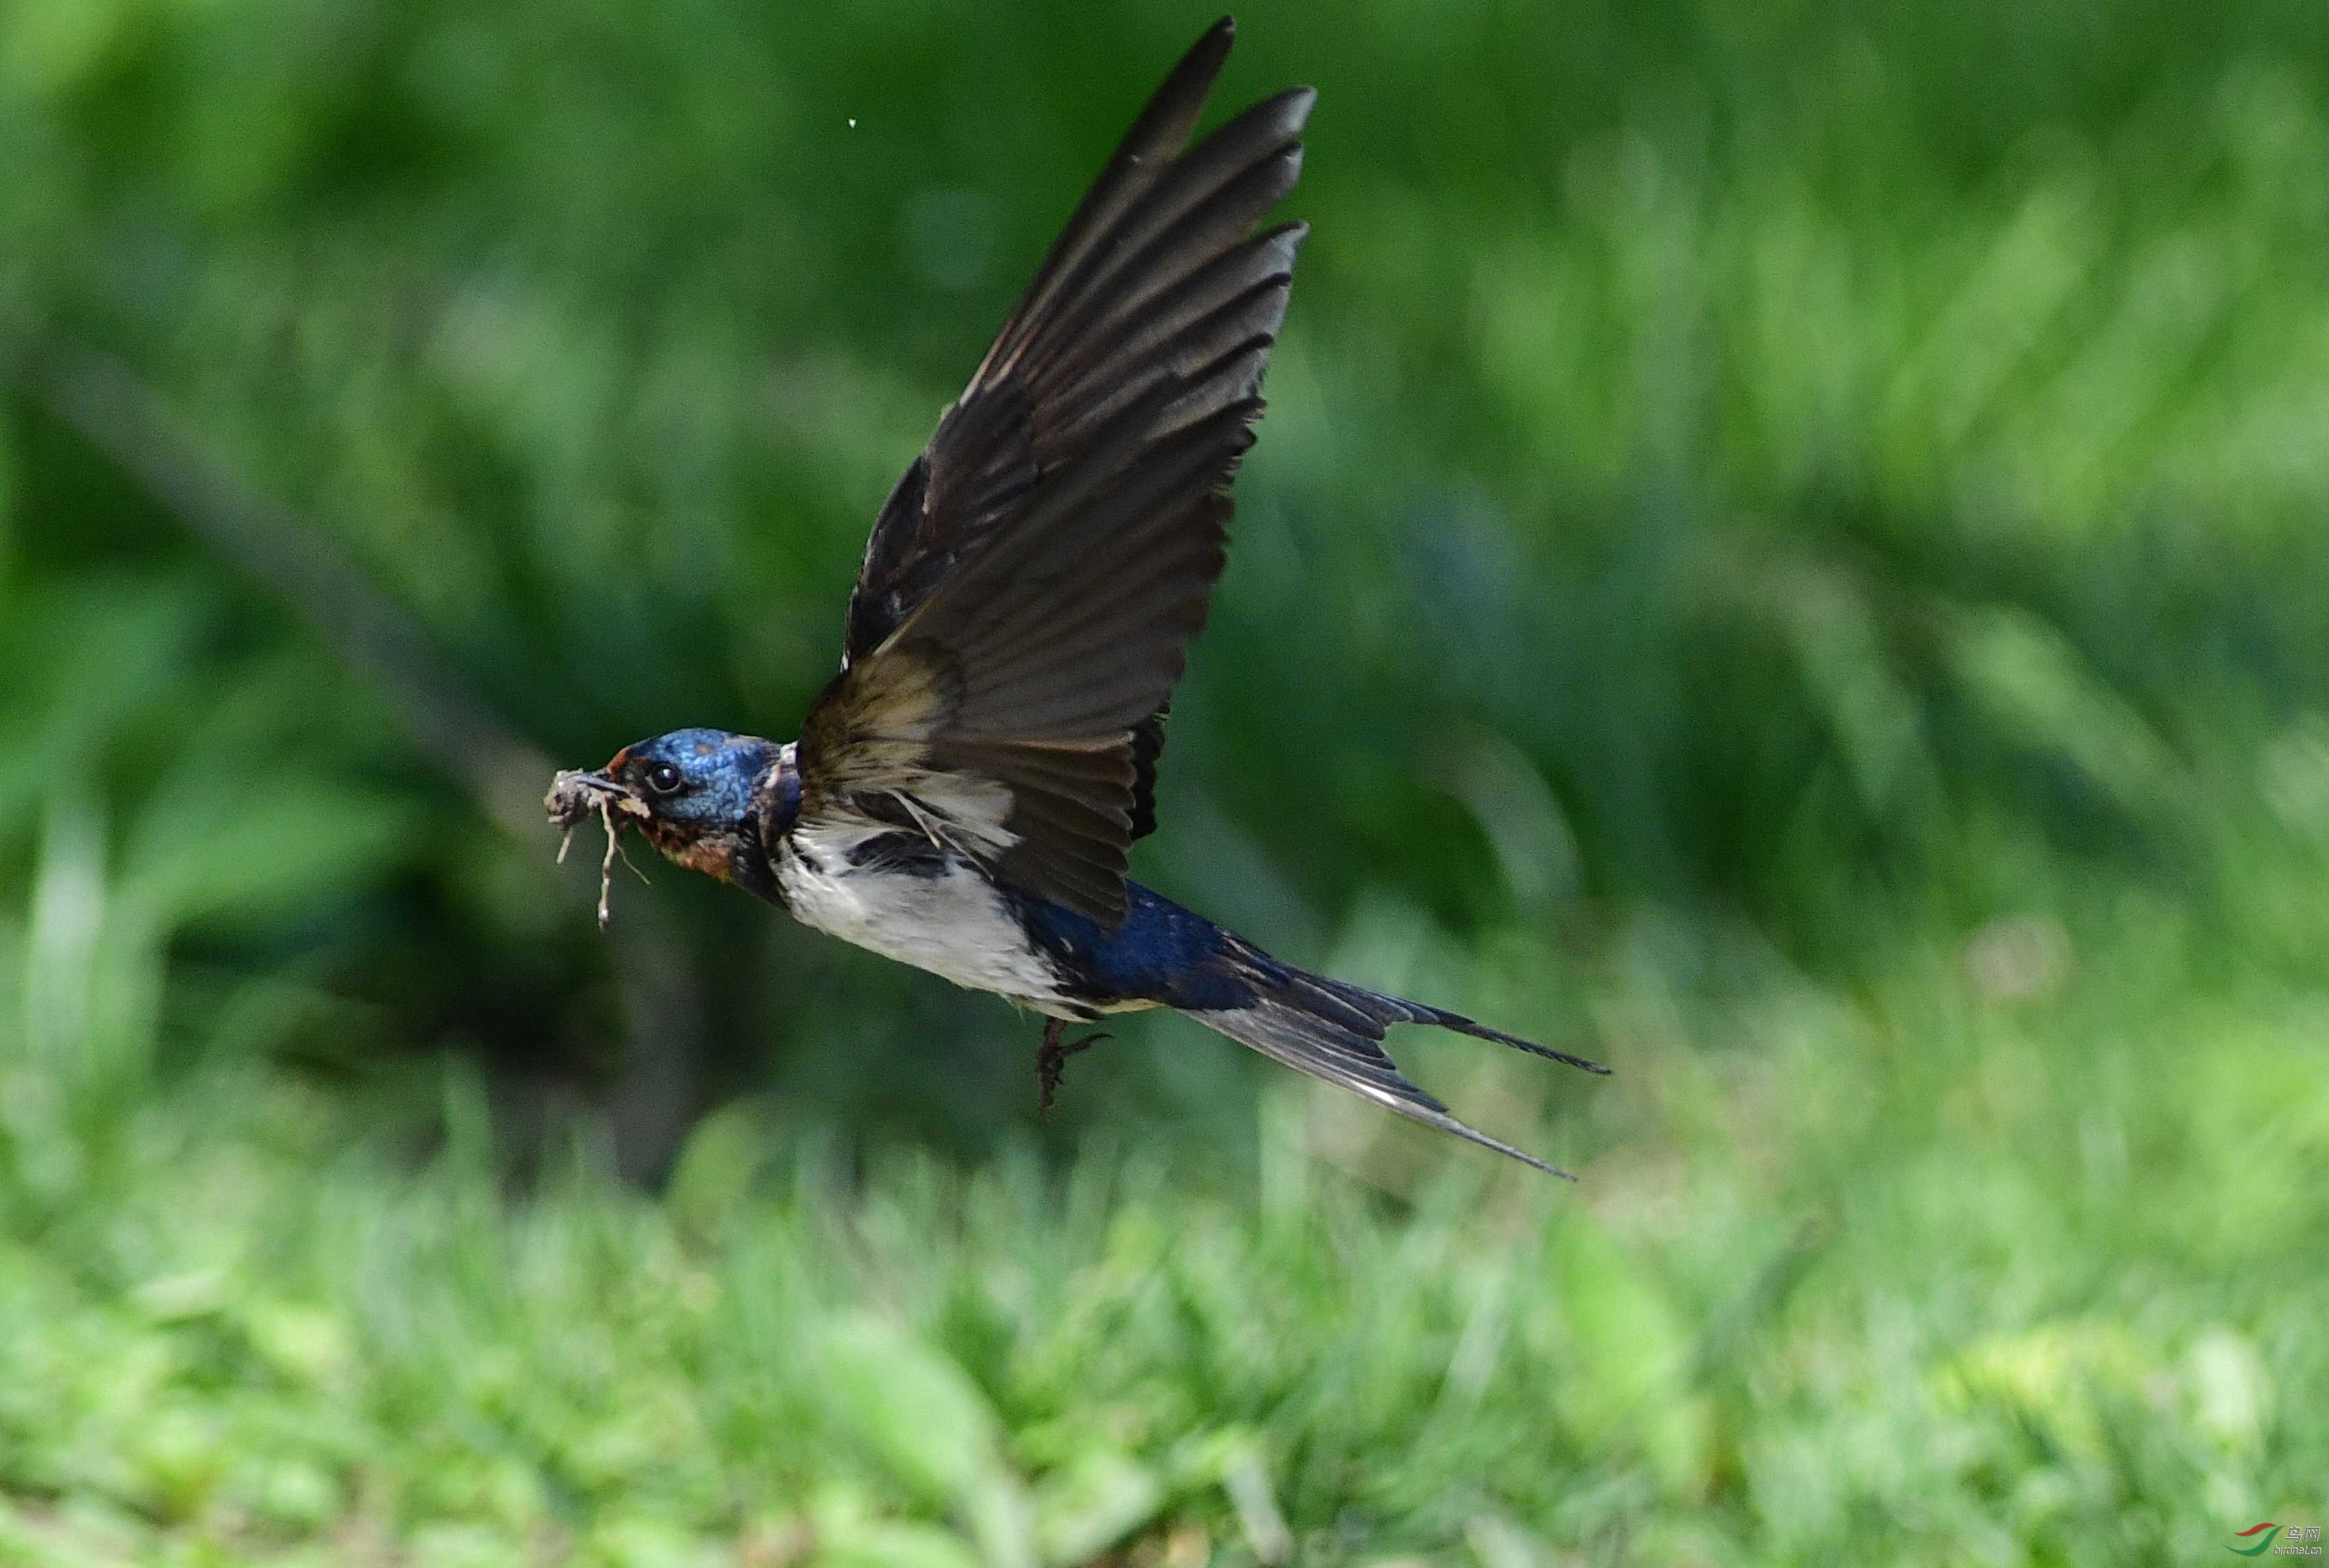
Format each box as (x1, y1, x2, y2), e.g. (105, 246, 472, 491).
(776, 817, 1082, 1017)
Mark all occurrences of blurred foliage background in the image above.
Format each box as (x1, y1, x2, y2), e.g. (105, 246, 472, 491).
(3, 0, 2329, 1562)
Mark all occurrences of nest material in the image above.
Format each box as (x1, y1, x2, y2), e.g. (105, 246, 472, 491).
(546, 771, 649, 929)
(544, 769, 603, 833)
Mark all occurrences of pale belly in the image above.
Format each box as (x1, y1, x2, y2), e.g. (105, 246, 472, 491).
(775, 824, 1084, 1016)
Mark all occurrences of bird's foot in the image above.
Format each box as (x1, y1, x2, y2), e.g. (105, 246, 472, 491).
(1036, 1023, 1110, 1114)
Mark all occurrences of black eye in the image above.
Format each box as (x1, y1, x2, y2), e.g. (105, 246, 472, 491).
(644, 762, 685, 795)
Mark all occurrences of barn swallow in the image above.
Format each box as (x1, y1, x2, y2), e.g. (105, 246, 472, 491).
(548, 16, 1606, 1174)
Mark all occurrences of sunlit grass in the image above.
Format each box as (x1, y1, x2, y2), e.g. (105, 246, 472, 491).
(1, 788, 2324, 1564)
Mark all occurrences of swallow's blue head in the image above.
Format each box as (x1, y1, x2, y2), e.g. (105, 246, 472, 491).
(608, 728, 767, 827)
(562, 727, 796, 901)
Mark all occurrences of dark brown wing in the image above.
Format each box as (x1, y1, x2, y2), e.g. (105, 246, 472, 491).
(1128, 707, 1168, 841)
(842, 17, 1304, 667)
(801, 18, 1309, 922)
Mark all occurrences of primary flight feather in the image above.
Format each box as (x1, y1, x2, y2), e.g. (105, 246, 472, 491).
(548, 16, 1606, 1175)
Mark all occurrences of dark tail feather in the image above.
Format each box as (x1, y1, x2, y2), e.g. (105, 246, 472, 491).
(1184, 964, 1604, 1179)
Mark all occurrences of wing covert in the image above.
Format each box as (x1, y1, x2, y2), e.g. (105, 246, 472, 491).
(803, 18, 1310, 923)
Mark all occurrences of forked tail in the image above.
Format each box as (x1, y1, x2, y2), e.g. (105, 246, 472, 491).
(1183, 962, 1607, 1178)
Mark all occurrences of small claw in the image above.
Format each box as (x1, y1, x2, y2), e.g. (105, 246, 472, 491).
(1036, 1031, 1110, 1115)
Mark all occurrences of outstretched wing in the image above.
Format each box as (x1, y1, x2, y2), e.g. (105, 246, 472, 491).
(801, 18, 1310, 923)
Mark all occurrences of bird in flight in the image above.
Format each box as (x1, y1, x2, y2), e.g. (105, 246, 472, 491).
(547, 16, 1606, 1175)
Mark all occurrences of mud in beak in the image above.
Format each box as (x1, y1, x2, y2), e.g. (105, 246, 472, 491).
(545, 768, 628, 831)
(545, 769, 651, 931)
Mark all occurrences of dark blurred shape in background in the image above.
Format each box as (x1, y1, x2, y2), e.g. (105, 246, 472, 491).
(10, 0, 2329, 1171)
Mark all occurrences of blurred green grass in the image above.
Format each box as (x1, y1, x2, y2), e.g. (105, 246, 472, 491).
(3, 817, 2326, 1564)
(5, 0, 2329, 1560)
